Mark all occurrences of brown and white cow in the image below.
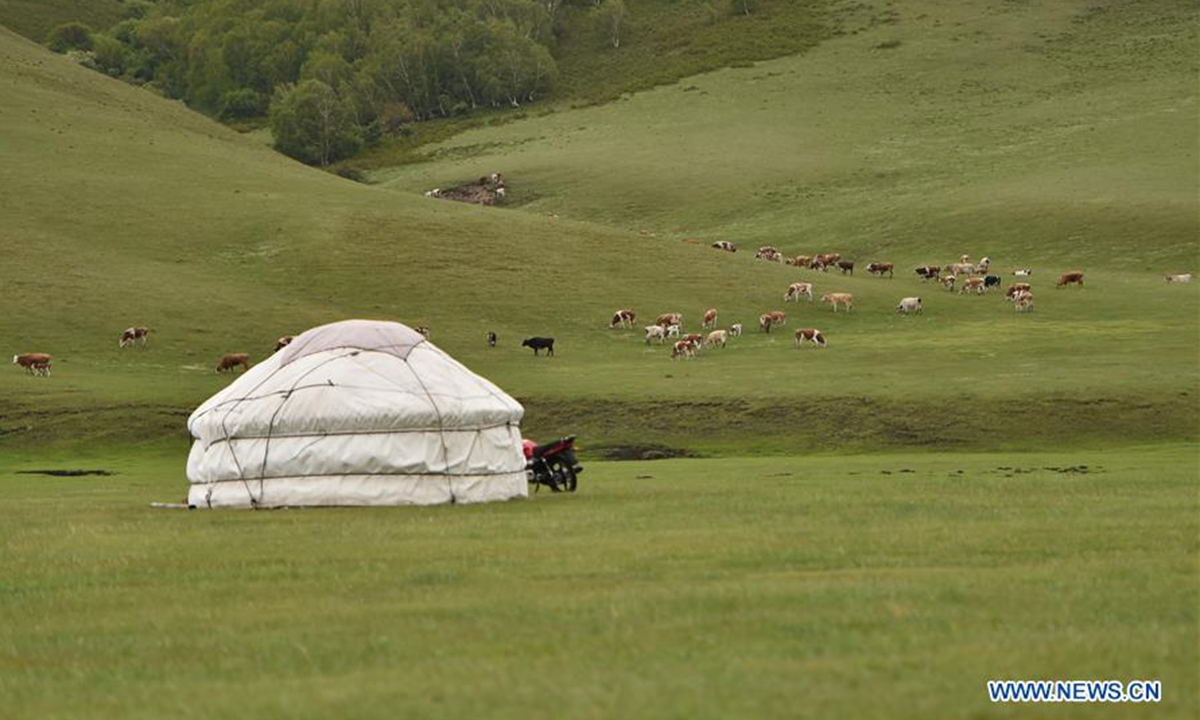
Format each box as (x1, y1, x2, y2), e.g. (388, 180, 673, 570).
(118, 327, 151, 348)
(705, 330, 728, 349)
(13, 353, 52, 376)
(1056, 271, 1084, 288)
(670, 339, 697, 360)
(702, 308, 719, 329)
(787, 255, 812, 268)
(820, 293, 853, 312)
(216, 353, 250, 373)
(866, 262, 894, 278)
(959, 277, 985, 295)
(767, 310, 787, 326)
(915, 265, 941, 280)
(793, 328, 827, 348)
(1014, 290, 1034, 312)
(275, 335, 294, 351)
(1005, 283, 1032, 300)
(610, 308, 636, 329)
(681, 333, 704, 348)
(755, 246, 784, 262)
(784, 282, 813, 303)
(759, 313, 777, 333)
(656, 312, 683, 329)
(941, 275, 957, 291)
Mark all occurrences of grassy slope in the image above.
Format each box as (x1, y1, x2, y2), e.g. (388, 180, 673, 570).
(1, 446, 1195, 720)
(3, 0, 1199, 456)
(0, 0, 124, 44)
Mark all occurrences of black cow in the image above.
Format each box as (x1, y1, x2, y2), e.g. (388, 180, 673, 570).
(486, 331, 497, 347)
(983, 275, 1002, 289)
(522, 337, 554, 356)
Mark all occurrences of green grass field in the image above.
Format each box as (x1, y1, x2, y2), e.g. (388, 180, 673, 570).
(2, 445, 1196, 719)
(0, 0, 1197, 716)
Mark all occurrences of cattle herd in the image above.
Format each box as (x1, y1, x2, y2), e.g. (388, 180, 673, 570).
(8, 253, 1194, 378)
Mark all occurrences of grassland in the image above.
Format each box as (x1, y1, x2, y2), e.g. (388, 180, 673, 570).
(0, 1, 1197, 717)
(1, 445, 1196, 719)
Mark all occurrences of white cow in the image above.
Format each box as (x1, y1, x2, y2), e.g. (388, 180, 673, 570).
(896, 297, 923, 314)
(1165, 273, 1194, 283)
(729, 323, 743, 337)
(644, 325, 666, 344)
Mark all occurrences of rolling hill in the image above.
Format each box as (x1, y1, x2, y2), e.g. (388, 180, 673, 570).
(1, 0, 1198, 458)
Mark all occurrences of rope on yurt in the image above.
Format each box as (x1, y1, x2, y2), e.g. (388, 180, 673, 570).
(403, 358, 455, 502)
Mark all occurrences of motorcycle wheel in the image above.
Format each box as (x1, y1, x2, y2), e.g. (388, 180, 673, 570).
(558, 463, 577, 492)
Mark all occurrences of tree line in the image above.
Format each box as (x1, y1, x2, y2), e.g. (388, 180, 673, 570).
(48, 0, 628, 166)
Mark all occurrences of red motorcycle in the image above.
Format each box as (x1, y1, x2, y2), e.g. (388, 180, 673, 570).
(523, 435, 582, 492)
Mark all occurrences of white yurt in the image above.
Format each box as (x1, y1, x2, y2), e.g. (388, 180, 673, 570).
(186, 319, 527, 508)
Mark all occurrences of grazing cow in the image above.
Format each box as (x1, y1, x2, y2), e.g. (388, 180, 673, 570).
(1056, 271, 1085, 288)
(837, 260, 855, 275)
(787, 255, 812, 268)
(785, 282, 814, 303)
(670, 339, 697, 360)
(644, 325, 666, 344)
(702, 308, 719, 329)
(941, 275, 957, 291)
(118, 327, 151, 348)
(12, 353, 52, 376)
(712, 241, 737, 253)
(729, 323, 743, 337)
(959, 277, 985, 295)
(705, 330, 728, 349)
(1164, 273, 1194, 283)
(681, 333, 704, 348)
(755, 246, 784, 262)
(767, 310, 787, 327)
(866, 262, 894, 278)
(610, 308, 636, 329)
(1014, 268, 1032, 277)
(821, 293, 853, 312)
(1014, 290, 1034, 312)
(655, 312, 682, 329)
(521, 337, 555, 356)
(486, 331, 498, 347)
(983, 275, 1002, 291)
(814, 253, 841, 267)
(975, 256, 991, 274)
(793, 328, 827, 348)
(948, 262, 975, 277)
(759, 313, 776, 333)
(1006, 283, 1032, 300)
(216, 353, 250, 373)
(275, 335, 294, 352)
(896, 297, 923, 314)
(666, 324, 682, 338)
(415, 326, 431, 339)
(915, 265, 941, 280)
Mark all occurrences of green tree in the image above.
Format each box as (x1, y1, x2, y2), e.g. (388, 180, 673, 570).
(47, 22, 94, 53)
(269, 80, 363, 166)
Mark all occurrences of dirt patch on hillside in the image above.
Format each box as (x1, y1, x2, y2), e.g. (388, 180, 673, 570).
(17, 469, 114, 477)
(594, 444, 700, 461)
